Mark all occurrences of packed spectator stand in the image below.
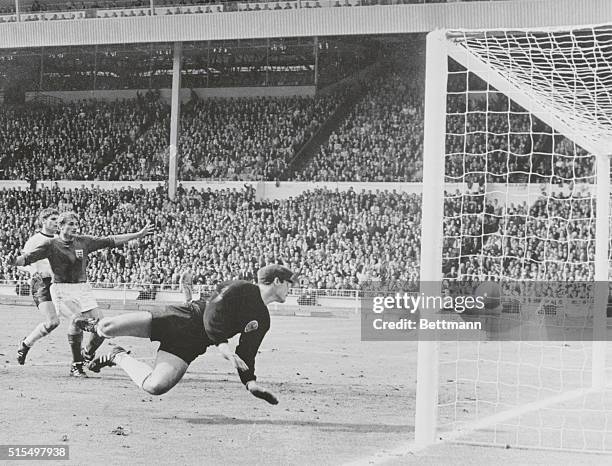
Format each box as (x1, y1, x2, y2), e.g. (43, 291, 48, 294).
(0, 75, 590, 184)
(445, 93, 594, 186)
(295, 73, 424, 182)
(178, 95, 340, 181)
(0, 40, 598, 293)
(0, 92, 343, 181)
(0, 185, 423, 290)
(443, 187, 595, 282)
(0, 91, 166, 181)
(0, 182, 598, 293)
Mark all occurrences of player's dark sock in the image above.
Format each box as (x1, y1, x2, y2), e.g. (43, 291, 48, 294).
(68, 333, 83, 363)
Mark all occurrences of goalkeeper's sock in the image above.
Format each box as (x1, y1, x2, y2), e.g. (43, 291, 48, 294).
(115, 353, 153, 389)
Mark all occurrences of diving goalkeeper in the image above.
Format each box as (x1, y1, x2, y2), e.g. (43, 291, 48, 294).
(75, 265, 297, 405)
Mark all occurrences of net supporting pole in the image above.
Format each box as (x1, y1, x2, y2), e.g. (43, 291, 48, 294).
(593, 152, 609, 390)
(415, 30, 447, 448)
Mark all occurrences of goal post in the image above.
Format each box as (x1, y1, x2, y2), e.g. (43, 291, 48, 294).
(417, 25, 612, 451)
(414, 29, 447, 448)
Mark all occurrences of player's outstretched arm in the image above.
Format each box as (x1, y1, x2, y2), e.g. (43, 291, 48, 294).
(234, 330, 278, 405)
(11, 242, 50, 267)
(112, 223, 155, 246)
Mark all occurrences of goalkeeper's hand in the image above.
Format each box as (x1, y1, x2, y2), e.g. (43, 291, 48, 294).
(217, 342, 248, 372)
(246, 381, 279, 405)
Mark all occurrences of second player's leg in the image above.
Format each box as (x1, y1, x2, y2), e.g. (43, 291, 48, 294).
(58, 299, 89, 377)
(23, 301, 60, 346)
(38, 301, 61, 329)
(18, 301, 60, 364)
(81, 308, 106, 359)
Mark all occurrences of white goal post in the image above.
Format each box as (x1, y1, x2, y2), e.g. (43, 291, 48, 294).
(416, 25, 612, 451)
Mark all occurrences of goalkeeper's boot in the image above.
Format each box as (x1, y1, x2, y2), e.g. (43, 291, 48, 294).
(88, 346, 129, 373)
(16, 339, 31, 365)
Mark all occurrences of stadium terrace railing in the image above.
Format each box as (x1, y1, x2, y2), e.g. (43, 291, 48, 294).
(0, 279, 601, 317)
(0, 0, 543, 23)
(0, 279, 362, 309)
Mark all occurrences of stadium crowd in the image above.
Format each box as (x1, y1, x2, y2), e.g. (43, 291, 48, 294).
(0, 185, 422, 290)
(96, 94, 341, 181)
(0, 63, 594, 184)
(0, 93, 341, 182)
(445, 93, 594, 185)
(0, 92, 167, 181)
(0, 180, 599, 293)
(178, 95, 340, 180)
(444, 186, 595, 282)
(96, 106, 170, 181)
(295, 72, 425, 182)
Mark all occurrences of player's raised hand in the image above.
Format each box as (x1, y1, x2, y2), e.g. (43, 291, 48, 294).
(246, 381, 279, 405)
(138, 223, 155, 238)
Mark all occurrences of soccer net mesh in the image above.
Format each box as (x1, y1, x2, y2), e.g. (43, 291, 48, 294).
(425, 24, 612, 452)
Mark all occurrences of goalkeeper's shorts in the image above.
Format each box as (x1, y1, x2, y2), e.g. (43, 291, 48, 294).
(149, 303, 213, 364)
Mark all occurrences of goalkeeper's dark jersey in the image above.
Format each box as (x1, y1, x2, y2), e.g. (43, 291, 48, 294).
(199, 280, 271, 385)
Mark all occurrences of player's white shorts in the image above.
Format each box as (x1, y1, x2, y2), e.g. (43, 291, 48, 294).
(50, 283, 98, 316)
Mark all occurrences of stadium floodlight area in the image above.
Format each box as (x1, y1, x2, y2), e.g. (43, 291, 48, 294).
(416, 25, 612, 452)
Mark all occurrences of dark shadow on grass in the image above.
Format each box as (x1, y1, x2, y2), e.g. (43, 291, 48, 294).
(167, 414, 413, 433)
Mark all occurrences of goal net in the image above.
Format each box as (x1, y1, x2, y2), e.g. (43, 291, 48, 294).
(416, 25, 612, 452)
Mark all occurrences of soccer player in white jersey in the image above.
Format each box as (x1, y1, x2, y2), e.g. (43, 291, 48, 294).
(16, 208, 61, 365)
(13, 211, 154, 377)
